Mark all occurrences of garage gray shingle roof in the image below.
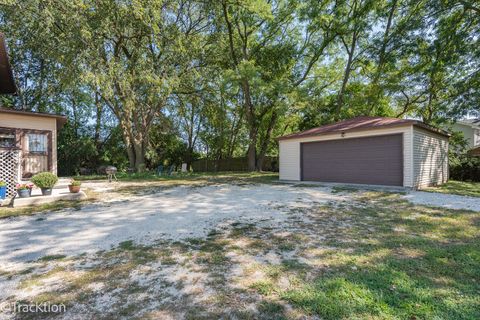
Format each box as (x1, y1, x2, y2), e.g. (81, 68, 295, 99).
(277, 116, 449, 140)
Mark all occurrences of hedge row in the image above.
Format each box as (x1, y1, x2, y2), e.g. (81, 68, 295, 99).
(449, 156, 480, 182)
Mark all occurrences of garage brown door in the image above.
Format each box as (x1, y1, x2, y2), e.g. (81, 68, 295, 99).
(301, 134, 403, 186)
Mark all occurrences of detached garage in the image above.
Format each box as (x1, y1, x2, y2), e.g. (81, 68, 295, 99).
(278, 117, 449, 188)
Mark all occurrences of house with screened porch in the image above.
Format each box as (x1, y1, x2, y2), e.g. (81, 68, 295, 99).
(0, 108, 66, 198)
(0, 33, 67, 199)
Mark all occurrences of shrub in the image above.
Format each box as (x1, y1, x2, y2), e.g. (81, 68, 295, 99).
(69, 179, 81, 186)
(31, 172, 59, 189)
(449, 155, 480, 182)
(0, 181, 6, 187)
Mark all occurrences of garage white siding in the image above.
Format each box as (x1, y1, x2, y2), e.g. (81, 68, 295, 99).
(404, 126, 414, 188)
(413, 127, 449, 188)
(279, 139, 300, 180)
(279, 126, 414, 186)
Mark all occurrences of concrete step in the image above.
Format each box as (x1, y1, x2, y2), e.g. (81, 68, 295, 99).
(11, 191, 87, 208)
(2, 178, 87, 207)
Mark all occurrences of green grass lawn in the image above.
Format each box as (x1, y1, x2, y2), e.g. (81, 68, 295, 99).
(3, 190, 478, 319)
(423, 180, 480, 197)
(72, 170, 279, 184)
(248, 192, 480, 319)
(0, 200, 86, 219)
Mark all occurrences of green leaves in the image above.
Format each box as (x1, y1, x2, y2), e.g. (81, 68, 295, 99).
(0, 0, 478, 172)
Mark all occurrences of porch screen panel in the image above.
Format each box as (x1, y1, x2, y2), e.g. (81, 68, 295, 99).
(23, 133, 49, 177)
(27, 134, 47, 153)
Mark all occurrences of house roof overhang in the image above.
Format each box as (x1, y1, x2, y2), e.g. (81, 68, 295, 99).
(457, 120, 480, 130)
(0, 107, 67, 129)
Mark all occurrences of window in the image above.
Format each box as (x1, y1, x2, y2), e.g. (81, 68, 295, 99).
(27, 134, 47, 153)
(0, 129, 15, 148)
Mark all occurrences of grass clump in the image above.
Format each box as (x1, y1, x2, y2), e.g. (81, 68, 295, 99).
(250, 280, 276, 295)
(331, 186, 359, 194)
(423, 180, 480, 197)
(0, 200, 87, 219)
(282, 278, 390, 320)
(39, 254, 67, 261)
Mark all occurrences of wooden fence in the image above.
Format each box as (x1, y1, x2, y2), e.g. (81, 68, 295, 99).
(191, 156, 278, 172)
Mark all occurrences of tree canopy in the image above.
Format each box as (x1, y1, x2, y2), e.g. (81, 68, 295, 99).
(1, 0, 478, 173)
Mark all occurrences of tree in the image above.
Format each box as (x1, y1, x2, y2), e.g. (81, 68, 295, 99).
(216, 0, 343, 170)
(1, 0, 478, 176)
(2, 0, 212, 171)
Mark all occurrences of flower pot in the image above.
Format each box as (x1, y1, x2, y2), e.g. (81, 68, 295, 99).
(68, 185, 81, 193)
(41, 188, 53, 196)
(0, 186, 6, 200)
(17, 189, 31, 198)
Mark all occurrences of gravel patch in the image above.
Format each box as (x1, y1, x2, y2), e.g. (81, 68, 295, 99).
(0, 184, 347, 267)
(403, 191, 480, 211)
(1, 182, 478, 320)
(2, 182, 477, 270)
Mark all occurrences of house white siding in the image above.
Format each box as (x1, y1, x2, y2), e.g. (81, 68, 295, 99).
(475, 128, 480, 147)
(452, 123, 480, 149)
(279, 126, 414, 187)
(413, 127, 449, 188)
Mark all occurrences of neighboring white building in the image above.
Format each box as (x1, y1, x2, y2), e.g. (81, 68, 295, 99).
(452, 119, 480, 150)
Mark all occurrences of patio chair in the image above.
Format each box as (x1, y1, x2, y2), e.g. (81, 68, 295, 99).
(156, 165, 164, 176)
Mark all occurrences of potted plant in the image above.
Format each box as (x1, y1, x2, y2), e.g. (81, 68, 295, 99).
(16, 183, 33, 198)
(0, 180, 6, 200)
(68, 179, 82, 193)
(31, 172, 58, 196)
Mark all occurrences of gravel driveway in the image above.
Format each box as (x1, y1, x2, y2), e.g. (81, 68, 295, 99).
(1, 181, 479, 320)
(403, 190, 480, 211)
(0, 183, 478, 268)
(0, 184, 347, 266)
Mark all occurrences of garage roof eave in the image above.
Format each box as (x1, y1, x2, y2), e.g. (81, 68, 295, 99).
(412, 122, 450, 138)
(277, 117, 450, 141)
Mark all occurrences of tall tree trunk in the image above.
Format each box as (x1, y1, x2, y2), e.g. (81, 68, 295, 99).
(228, 111, 243, 158)
(98, 91, 152, 172)
(71, 96, 79, 138)
(247, 133, 257, 171)
(336, 30, 358, 118)
(368, 0, 397, 113)
(185, 147, 194, 171)
(94, 91, 103, 149)
(133, 138, 146, 172)
(242, 80, 257, 171)
(186, 104, 195, 170)
(256, 110, 277, 171)
(37, 59, 46, 112)
(223, 2, 258, 170)
(119, 119, 136, 169)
